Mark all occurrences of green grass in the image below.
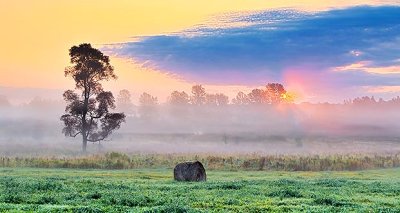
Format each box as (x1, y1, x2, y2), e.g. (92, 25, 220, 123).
(1, 168, 400, 212)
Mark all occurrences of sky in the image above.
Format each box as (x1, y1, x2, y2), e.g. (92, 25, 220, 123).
(1, 0, 400, 104)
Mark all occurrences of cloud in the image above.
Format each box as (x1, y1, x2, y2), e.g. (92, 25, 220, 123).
(334, 61, 400, 74)
(364, 86, 400, 94)
(104, 6, 400, 89)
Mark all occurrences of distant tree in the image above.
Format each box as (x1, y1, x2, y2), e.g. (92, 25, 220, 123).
(343, 99, 352, 105)
(389, 96, 400, 105)
(190, 85, 206, 105)
(168, 91, 190, 117)
(117, 89, 135, 115)
(265, 83, 286, 104)
(215, 93, 229, 106)
(60, 43, 125, 153)
(232, 91, 250, 105)
(248, 89, 266, 104)
(352, 96, 377, 106)
(345, 96, 400, 107)
(169, 91, 190, 105)
(0, 95, 10, 107)
(139, 92, 158, 106)
(205, 94, 217, 106)
(27, 96, 53, 110)
(205, 93, 229, 106)
(139, 92, 158, 119)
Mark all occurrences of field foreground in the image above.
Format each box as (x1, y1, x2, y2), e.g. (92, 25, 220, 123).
(0, 168, 400, 212)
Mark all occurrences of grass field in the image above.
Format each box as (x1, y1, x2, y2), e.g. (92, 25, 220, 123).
(2, 152, 400, 171)
(1, 167, 400, 212)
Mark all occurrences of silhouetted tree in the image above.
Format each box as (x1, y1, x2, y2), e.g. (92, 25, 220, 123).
(215, 93, 229, 106)
(205, 93, 229, 106)
(265, 83, 286, 104)
(232, 91, 250, 105)
(26, 96, 57, 110)
(168, 91, 190, 117)
(352, 96, 377, 106)
(169, 91, 190, 105)
(248, 89, 266, 104)
(345, 96, 400, 107)
(117, 89, 135, 115)
(60, 43, 125, 152)
(343, 99, 352, 105)
(389, 96, 400, 105)
(139, 92, 158, 119)
(205, 94, 217, 106)
(191, 85, 206, 105)
(139, 92, 158, 106)
(0, 95, 10, 107)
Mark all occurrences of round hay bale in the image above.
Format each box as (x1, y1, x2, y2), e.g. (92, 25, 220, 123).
(174, 161, 206, 182)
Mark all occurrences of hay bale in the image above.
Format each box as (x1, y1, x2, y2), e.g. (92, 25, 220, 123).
(174, 161, 206, 182)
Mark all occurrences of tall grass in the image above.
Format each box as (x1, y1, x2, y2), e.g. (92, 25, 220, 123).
(1, 152, 400, 171)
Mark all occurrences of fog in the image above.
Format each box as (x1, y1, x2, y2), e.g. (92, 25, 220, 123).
(1, 95, 400, 156)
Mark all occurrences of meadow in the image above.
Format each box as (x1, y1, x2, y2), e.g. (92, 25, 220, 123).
(1, 167, 400, 212)
(1, 152, 400, 171)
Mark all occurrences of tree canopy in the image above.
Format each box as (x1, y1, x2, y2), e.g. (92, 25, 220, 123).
(191, 85, 206, 106)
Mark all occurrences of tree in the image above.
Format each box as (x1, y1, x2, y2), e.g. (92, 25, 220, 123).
(168, 91, 189, 117)
(169, 91, 190, 105)
(232, 91, 249, 105)
(139, 92, 158, 119)
(117, 89, 134, 115)
(205, 94, 217, 106)
(27, 96, 54, 110)
(205, 93, 229, 106)
(352, 96, 377, 106)
(248, 89, 266, 104)
(190, 85, 206, 105)
(265, 83, 286, 104)
(139, 92, 158, 106)
(60, 43, 125, 153)
(389, 96, 400, 105)
(0, 95, 10, 107)
(215, 93, 229, 106)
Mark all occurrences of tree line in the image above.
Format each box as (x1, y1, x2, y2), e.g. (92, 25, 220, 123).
(344, 96, 400, 106)
(117, 83, 291, 110)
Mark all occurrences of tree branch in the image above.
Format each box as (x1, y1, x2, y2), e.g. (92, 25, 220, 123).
(69, 131, 81, 138)
(87, 135, 108, 143)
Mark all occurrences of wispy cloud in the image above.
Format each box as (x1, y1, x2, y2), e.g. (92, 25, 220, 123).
(364, 86, 400, 94)
(335, 61, 400, 74)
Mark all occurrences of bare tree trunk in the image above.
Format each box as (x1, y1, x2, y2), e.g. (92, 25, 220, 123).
(82, 136, 87, 153)
(81, 119, 87, 153)
(82, 82, 89, 153)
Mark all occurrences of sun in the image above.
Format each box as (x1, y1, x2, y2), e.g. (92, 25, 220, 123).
(281, 92, 296, 103)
